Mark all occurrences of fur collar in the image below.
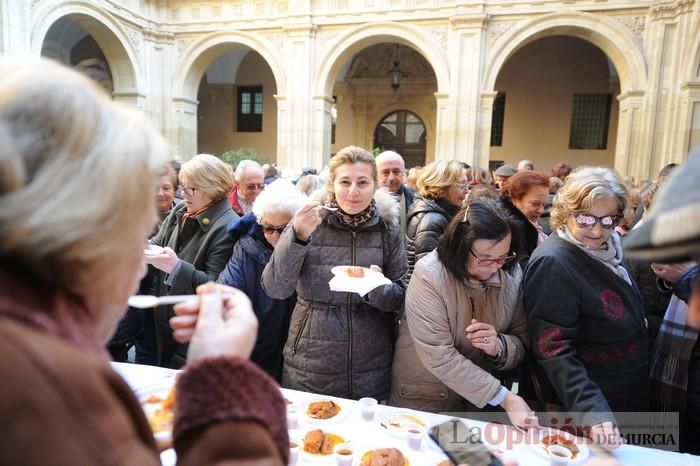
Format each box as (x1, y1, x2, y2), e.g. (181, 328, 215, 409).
(311, 187, 400, 225)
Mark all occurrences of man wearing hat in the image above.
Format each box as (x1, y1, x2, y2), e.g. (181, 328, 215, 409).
(493, 163, 517, 189)
(624, 150, 700, 454)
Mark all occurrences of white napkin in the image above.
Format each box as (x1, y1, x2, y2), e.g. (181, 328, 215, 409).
(328, 266, 391, 297)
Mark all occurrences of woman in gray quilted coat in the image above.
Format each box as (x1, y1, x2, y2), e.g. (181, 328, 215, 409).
(262, 146, 407, 400)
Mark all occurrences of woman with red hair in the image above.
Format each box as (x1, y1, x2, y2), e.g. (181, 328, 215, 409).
(498, 171, 550, 267)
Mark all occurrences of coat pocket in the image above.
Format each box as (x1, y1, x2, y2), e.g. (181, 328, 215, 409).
(292, 308, 312, 355)
(397, 382, 449, 401)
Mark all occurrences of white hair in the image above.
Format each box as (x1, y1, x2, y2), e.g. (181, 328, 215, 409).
(235, 159, 264, 182)
(375, 150, 406, 168)
(252, 179, 308, 222)
(518, 159, 535, 171)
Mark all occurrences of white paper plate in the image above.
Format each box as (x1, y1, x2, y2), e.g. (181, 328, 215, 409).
(144, 245, 165, 256)
(329, 266, 391, 296)
(136, 383, 175, 444)
(301, 397, 350, 425)
(530, 428, 590, 464)
(377, 410, 429, 438)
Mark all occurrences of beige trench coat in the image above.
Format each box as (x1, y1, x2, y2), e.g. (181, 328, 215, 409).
(389, 250, 527, 412)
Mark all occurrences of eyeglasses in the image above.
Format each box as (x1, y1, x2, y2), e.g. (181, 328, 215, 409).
(182, 186, 197, 196)
(573, 213, 621, 229)
(456, 182, 469, 192)
(260, 223, 287, 235)
(469, 249, 517, 267)
(245, 183, 265, 192)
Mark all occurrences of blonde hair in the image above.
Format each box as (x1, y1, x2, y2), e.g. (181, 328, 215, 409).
(466, 166, 492, 185)
(406, 166, 422, 190)
(550, 166, 629, 230)
(327, 145, 377, 190)
(417, 160, 463, 200)
(296, 174, 323, 196)
(0, 57, 166, 294)
(180, 154, 234, 202)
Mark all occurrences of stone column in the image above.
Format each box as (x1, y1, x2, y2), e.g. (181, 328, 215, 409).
(679, 83, 700, 155)
(476, 91, 497, 169)
(433, 92, 453, 161)
(284, 22, 319, 174)
(449, 14, 490, 167)
(615, 90, 646, 181)
(172, 97, 198, 161)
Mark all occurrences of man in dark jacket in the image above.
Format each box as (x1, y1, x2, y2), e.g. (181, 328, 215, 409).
(217, 213, 296, 381)
(376, 151, 415, 237)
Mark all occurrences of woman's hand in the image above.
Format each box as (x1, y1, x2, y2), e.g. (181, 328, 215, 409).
(650, 262, 695, 284)
(143, 247, 179, 274)
(589, 421, 623, 450)
(170, 283, 258, 362)
(500, 392, 539, 430)
(293, 201, 322, 242)
(466, 319, 499, 357)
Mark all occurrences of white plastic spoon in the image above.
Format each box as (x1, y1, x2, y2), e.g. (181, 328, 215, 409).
(127, 294, 200, 309)
(319, 205, 338, 211)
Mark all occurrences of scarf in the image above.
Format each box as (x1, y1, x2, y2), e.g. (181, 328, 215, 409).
(530, 219, 548, 245)
(556, 226, 632, 285)
(649, 295, 699, 414)
(328, 197, 377, 229)
(181, 201, 214, 222)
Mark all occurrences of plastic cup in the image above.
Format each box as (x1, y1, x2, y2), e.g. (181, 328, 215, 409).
(358, 397, 378, 421)
(287, 404, 299, 430)
(405, 423, 425, 450)
(546, 445, 573, 466)
(289, 439, 300, 465)
(334, 442, 354, 466)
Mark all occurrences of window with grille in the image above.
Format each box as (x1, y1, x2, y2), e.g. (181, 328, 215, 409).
(568, 94, 612, 150)
(237, 86, 263, 132)
(490, 93, 506, 147)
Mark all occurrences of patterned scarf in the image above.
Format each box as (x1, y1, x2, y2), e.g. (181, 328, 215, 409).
(556, 226, 631, 285)
(328, 197, 377, 229)
(181, 201, 214, 222)
(649, 295, 699, 414)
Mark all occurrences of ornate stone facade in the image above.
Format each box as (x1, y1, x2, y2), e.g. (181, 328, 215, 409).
(3, 0, 700, 179)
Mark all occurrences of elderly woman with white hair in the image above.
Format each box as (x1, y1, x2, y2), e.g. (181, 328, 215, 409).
(218, 179, 307, 381)
(0, 58, 288, 465)
(144, 153, 239, 368)
(520, 166, 648, 449)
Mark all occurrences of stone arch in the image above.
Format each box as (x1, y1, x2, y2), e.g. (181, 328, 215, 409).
(372, 107, 432, 167)
(31, 1, 141, 94)
(315, 22, 449, 97)
(173, 30, 287, 102)
(483, 11, 647, 94)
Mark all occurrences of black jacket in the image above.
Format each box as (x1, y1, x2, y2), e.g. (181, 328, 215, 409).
(497, 197, 539, 268)
(405, 196, 458, 281)
(521, 234, 649, 426)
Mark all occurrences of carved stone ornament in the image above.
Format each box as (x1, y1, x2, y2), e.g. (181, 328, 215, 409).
(124, 26, 142, 59)
(650, 0, 694, 20)
(488, 20, 516, 48)
(176, 37, 195, 58)
(422, 25, 448, 50)
(31, 0, 42, 8)
(615, 15, 646, 42)
(268, 32, 285, 53)
(316, 29, 339, 51)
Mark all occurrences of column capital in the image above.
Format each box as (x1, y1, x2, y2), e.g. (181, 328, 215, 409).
(450, 14, 490, 30)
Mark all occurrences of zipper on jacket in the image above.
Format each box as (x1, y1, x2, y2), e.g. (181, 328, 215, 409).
(347, 230, 356, 398)
(292, 310, 311, 355)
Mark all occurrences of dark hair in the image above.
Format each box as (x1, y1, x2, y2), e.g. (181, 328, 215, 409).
(437, 199, 511, 280)
(657, 163, 678, 181)
(500, 170, 549, 201)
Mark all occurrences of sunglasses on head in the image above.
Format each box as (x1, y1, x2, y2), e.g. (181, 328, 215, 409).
(573, 213, 621, 229)
(260, 223, 286, 235)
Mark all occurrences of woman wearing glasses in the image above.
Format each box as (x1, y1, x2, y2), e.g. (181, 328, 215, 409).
(217, 180, 307, 381)
(390, 200, 536, 429)
(405, 160, 468, 281)
(521, 166, 648, 449)
(144, 154, 239, 368)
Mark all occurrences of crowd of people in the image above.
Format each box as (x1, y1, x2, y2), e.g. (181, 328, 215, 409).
(2, 58, 700, 465)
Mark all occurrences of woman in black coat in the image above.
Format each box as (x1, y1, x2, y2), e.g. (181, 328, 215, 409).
(497, 171, 549, 268)
(405, 160, 467, 280)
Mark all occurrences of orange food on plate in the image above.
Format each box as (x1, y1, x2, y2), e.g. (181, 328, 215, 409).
(542, 434, 580, 459)
(302, 429, 343, 455)
(143, 387, 175, 434)
(345, 266, 366, 278)
(360, 448, 406, 466)
(307, 400, 340, 419)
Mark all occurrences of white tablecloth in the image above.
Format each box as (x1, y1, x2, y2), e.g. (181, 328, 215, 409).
(111, 362, 700, 466)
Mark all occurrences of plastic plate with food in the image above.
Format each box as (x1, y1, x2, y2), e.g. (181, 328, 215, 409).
(301, 398, 350, 425)
(378, 410, 428, 438)
(357, 447, 411, 466)
(300, 428, 348, 462)
(144, 244, 165, 256)
(531, 428, 590, 464)
(137, 383, 175, 448)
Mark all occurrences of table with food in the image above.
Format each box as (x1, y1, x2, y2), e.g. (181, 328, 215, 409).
(111, 362, 699, 466)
